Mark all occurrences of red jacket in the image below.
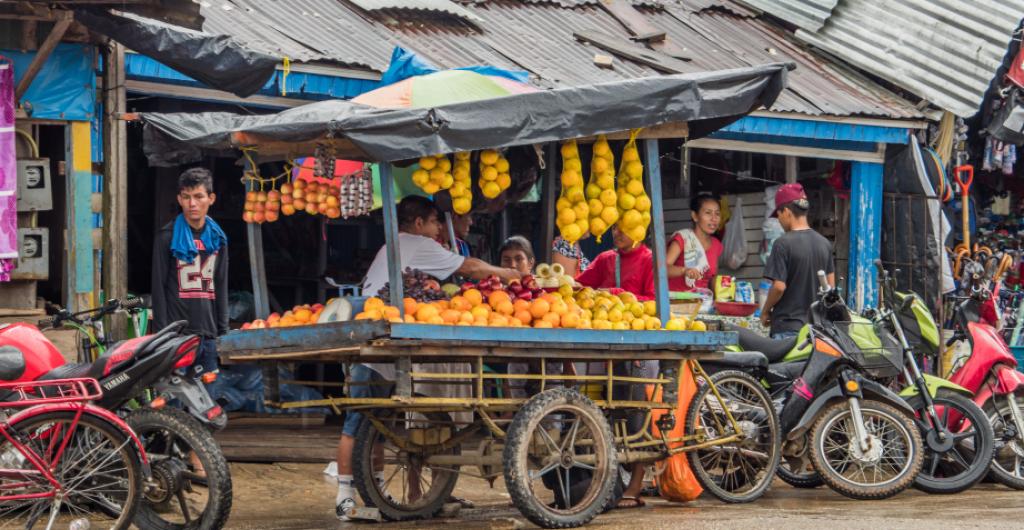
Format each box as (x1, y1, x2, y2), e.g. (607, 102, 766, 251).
(576, 245, 655, 300)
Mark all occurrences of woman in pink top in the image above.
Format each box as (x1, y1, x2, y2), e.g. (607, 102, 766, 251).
(666, 193, 723, 291)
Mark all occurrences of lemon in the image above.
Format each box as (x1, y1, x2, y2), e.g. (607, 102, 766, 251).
(608, 307, 624, 323)
(561, 170, 582, 187)
(565, 158, 582, 172)
(453, 197, 471, 214)
(437, 157, 452, 173)
(628, 227, 646, 243)
(429, 167, 446, 182)
(593, 308, 609, 321)
(645, 317, 661, 330)
(496, 158, 510, 173)
(594, 319, 612, 330)
(690, 320, 708, 332)
(481, 166, 498, 181)
(626, 179, 644, 196)
(588, 199, 604, 213)
(594, 141, 610, 157)
(592, 157, 608, 174)
(597, 174, 615, 190)
(629, 302, 644, 318)
(590, 218, 608, 236)
(641, 211, 651, 226)
(567, 186, 585, 203)
(412, 169, 429, 186)
(665, 318, 685, 331)
(558, 208, 577, 225)
(561, 222, 582, 242)
(622, 147, 640, 163)
(423, 182, 440, 195)
(630, 318, 646, 330)
(622, 209, 642, 229)
(497, 172, 511, 190)
(618, 291, 638, 305)
(556, 197, 571, 211)
(625, 161, 643, 179)
(451, 182, 467, 196)
(481, 150, 499, 165)
(560, 143, 578, 159)
(482, 181, 501, 198)
(575, 219, 590, 235)
(618, 193, 636, 211)
(419, 156, 438, 170)
(600, 189, 618, 207)
(573, 202, 589, 220)
(455, 151, 471, 161)
(643, 300, 657, 316)
(441, 174, 454, 189)
(600, 207, 619, 225)
(454, 166, 470, 180)
(613, 321, 630, 330)
(635, 195, 651, 212)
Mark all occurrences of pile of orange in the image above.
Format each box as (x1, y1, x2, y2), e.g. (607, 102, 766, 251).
(355, 289, 588, 329)
(242, 302, 326, 329)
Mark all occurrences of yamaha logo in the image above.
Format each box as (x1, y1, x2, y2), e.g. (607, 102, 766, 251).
(103, 372, 130, 390)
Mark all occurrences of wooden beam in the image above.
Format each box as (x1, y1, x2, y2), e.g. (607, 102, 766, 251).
(20, 20, 36, 50)
(686, 137, 887, 163)
(596, 0, 693, 59)
(574, 30, 691, 74)
(15, 10, 72, 102)
(102, 42, 128, 338)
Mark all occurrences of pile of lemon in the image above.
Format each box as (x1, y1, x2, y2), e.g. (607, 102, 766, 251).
(479, 149, 511, 199)
(412, 154, 454, 195)
(616, 143, 652, 243)
(451, 152, 473, 214)
(585, 135, 618, 242)
(556, 140, 590, 243)
(572, 288, 662, 330)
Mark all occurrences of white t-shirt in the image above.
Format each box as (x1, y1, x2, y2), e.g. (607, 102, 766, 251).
(362, 233, 466, 297)
(362, 232, 465, 380)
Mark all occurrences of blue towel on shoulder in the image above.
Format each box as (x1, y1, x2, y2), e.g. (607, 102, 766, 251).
(170, 214, 227, 263)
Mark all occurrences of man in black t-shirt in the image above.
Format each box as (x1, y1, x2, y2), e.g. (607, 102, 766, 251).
(151, 168, 228, 375)
(761, 183, 835, 339)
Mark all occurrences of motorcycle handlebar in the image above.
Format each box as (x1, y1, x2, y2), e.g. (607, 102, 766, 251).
(120, 297, 144, 310)
(37, 317, 55, 328)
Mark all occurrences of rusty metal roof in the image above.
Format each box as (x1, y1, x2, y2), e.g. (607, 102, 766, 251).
(737, 0, 838, 31)
(348, 0, 483, 22)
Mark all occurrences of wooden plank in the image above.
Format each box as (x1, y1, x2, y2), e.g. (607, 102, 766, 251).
(225, 413, 326, 429)
(14, 11, 71, 101)
(573, 30, 691, 74)
(597, 0, 666, 42)
(389, 323, 734, 348)
(645, 139, 671, 324)
(102, 42, 128, 338)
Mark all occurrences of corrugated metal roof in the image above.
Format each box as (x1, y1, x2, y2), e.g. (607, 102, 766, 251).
(349, 0, 483, 22)
(796, 0, 1024, 117)
(737, 0, 838, 31)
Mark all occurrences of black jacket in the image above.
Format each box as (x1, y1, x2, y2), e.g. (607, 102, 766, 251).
(151, 221, 229, 338)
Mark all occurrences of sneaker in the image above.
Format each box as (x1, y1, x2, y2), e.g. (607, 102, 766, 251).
(335, 497, 356, 521)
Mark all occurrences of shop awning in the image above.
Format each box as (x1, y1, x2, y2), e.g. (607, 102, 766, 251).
(139, 63, 790, 163)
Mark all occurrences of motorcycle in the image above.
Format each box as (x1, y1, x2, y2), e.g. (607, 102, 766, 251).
(713, 271, 923, 499)
(947, 258, 1024, 489)
(0, 298, 232, 530)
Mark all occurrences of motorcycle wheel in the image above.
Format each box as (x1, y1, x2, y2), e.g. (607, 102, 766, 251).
(685, 370, 781, 503)
(810, 399, 923, 500)
(129, 407, 233, 530)
(777, 434, 824, 489)
(985, 395, 1024, 490)
(907, 389, 994, 494)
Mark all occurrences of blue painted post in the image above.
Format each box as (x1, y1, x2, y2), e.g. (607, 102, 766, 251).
(643, 139, 671, 325)
(848, 161, 883, 310)
(379, 163, 405, 313)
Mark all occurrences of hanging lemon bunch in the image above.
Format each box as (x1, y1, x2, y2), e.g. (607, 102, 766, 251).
(585, 134, 617, 243)
(450, 152, 473, 214)
(411, 154, 453, 195)
(616, 130, 651, 244)
(478, 149, 512, 199)
(556, 139, 590, 244)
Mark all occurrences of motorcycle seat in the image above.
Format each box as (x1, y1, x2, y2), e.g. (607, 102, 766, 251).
(726, 324, 798, 363)
(37, 362, 95, 381)
(716, 351, 768, 369)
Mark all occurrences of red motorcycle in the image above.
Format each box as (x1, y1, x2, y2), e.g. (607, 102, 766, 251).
(948, 259, 1024, 488)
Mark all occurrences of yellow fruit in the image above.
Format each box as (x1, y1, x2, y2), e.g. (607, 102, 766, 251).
(556, 198, 572, 212)
(441, 174, 454, 189)
(690, 320, 708, 332)
(412, 169, 429, 186)
(590, 218, 608, 236)
(455, 151, 471, 161)
(628, 302, 645, 318)
(635, 195, 651, 213)
(565, 186, 583, 203)
(453, 166, 470, 180)
(592, 157, 608, 174)
(575, 219, 589, 235)
(641, 211, 651, 226)
(419, 156, 437, 170)
(625, 161, 643, 179)
(451, 182, 467, 196)
(619, 292, 638, 304)
(643, 300, 657, 316)
(622, 147, 640, 162)
(558, 208, 577, 225)
(665, 318, 685, 331)
(594, 319, 612, 330)
(630, 318, 646, 331)
(629, 226, 646, 243)
(626, 179, 644, 196)
(608, 307, 624, 323)
(437, 157, 452, 173)
(586, 183, 602, 200)
(564, 158, 582, 172)
(561, 170, 582, 187)
(495, 158, 510, 173)
(496, 173, 511, 190)
(481, 166, 498, 181)
(453, 197, 471, 214)
(600, 207, 619, 225)
(645, 317, 661, 330)
(600, 189, 618, 207)
(429, 167, 446, 182)
(561, 223, 582, 242)
(480, 150, 499, 165)
(593, 308, 609, 322)
(597, 174, 615, 190)
(482, 181, 501, 198)
(613, 322, 630, 330)
(594, 141, 610, 157)
(621, 209, 642, 229)
(573, 202, 589, 220)
(588, 199, 604, 213)
(618, 193, 636, 211)
(560, 142, 578, 159)
(423, 182, 440, 195)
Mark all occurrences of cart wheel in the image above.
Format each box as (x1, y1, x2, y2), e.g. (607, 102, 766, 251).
(503, 387, 617, 529)
(352, 411, 461, 521)
(686, 370, 781, 503)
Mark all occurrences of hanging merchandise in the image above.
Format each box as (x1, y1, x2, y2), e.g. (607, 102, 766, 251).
(585, 134, 617, 243)
(411, 153, 453, 195)
(556, 139, 589, 243)
(450, 152, 473, 214)
(615, 130, 651, 244)
(722, 197, 748, 270)
(339, 166, 373, 218)
(240, 151, 288, 224)
(478, 149, 511, 199)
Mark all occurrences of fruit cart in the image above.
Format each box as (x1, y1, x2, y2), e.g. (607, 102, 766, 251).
(139, 63, 791, 527)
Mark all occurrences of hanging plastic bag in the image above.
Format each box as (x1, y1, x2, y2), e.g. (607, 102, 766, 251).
(760, 217, 784, 265)
(651, 360, 703, 502)
(722, 197, 747, 269)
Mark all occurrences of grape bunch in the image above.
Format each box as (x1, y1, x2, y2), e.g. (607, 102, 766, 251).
(378, 268, 449, 302)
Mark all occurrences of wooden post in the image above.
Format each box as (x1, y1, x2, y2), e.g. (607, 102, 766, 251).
(540, 143, 557, 263)
(245, 160, 270, 319)
(644, 139, 671, 324)
(15, 11, 72, 102)
(785, 155, 798, 183)
(102, 41, 128, 337)
(379, 163, 404, 312)
(66, 122, 95, 312)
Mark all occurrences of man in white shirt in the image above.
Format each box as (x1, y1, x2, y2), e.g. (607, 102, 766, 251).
(336, 196, 520, 519)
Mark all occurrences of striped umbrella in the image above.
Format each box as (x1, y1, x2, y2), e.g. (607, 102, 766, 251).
(353, 69, 537, 108)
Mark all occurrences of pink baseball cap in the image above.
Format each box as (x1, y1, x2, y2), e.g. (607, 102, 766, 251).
(772, 183, 808, 217)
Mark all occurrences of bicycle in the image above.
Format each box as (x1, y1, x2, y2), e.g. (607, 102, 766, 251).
(0, 377, 145, 530)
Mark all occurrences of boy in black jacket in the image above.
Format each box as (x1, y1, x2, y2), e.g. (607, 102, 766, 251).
(151, 167, 228, 375)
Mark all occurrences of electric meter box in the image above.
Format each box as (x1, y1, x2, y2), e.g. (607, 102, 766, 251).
(16, 158, 52, 212)
(10, 227, 48, 280)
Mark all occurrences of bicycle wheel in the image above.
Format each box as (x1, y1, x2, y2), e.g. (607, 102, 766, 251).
(0, 409, 143, 530)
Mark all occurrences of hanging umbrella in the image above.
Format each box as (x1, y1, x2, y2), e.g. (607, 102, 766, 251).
(353, 69, 537, 109)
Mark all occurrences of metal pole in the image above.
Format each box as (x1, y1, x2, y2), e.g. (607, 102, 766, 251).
(245, 159, 270, 319)
(644, 139, 671, 324)
(445, 211, 458, 256)
(379, 163, 405, 313)
(540, 143, 557, 263)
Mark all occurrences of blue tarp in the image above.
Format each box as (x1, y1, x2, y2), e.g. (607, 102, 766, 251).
(0, 44, 96, 121)
(380, 46, 530, 86)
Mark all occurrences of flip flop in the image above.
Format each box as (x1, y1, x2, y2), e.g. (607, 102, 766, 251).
(615, 496, 645, 509)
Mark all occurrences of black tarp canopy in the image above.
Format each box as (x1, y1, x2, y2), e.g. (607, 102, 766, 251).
(139, 63, 790, 163)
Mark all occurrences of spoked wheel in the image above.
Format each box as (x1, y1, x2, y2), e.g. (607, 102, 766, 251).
(777, 434, 824, 489)
(352, 410, 461, 521)
(503, 388, 616, 529)
(129, 408, 233, 530)
(810, 399, 923, 500)
(0, 410, 142, 530)
(907, 390, 994, 494)
(685, 370, 781, 503)
(985, 395, 1024, 489)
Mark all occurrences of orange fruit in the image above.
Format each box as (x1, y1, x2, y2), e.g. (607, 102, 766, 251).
(471, 305, 491, 320)
(514, 310, 533, 326)
(489, 314, 509, 327)
(539, 292, 558, 304)
(508, 318, 523, 328)
(441, 309, 462, 324)
(550, 299, 569, 316)
(403, 297, 418, 315)
(459, 312, 475, 325)
(496, 300, 515, 316)
(428, 315, 445, 325)
(404, 314, 417, 323)
(463, 288, 484, 307)
(513, 299, 531, 313)
(415, 304, 440, 322)
(542, 312, 561, 327)
(488, 290, 512, 310)
(294, 308, 313, 322)
(474, 316, 489, 326)
(383, 306, 401, 320)
(533, 319, 554, 328)
(450, 295, 471, 312)
(561, 312, 581, 329)
(530, 299, 551, 319)
(354, 312, 370, 320)
(364, 297, 385, 312)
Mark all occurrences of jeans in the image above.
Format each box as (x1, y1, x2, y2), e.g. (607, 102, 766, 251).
(341, 365, 393, 437)
(195, 338, 220, 375)
(771, 331, 799, 341)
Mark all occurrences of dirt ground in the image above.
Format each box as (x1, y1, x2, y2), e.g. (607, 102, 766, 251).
(224, 462, 1024, 530)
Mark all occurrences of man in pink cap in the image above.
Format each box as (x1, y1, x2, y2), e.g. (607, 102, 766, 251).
(760, 183, 835, 338)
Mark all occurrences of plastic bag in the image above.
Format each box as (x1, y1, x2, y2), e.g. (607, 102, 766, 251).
(722, 197, 747, 269)
(652, 360, 703, 502)
(760, 217, 784, 265)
